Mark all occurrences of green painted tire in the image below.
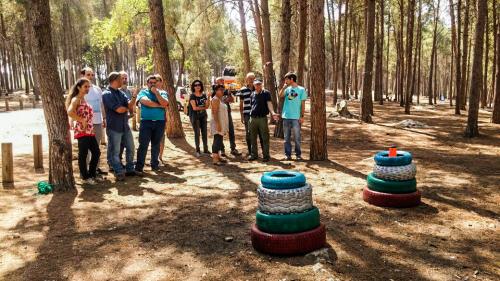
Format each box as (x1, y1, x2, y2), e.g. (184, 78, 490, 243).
(256, 207, 320, 234)
(367, 172, 417, 194)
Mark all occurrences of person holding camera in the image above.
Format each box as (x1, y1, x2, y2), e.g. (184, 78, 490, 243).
(278, 72, 307, 161)
(135, 75, 169, 173)
(188, 79, 210, 157)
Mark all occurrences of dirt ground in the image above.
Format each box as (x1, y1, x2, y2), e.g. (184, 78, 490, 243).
(0, 98, 499, 281)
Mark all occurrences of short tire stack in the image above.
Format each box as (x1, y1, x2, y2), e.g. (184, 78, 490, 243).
(363, 151, 421, 208)
(251, 171, 326, 255)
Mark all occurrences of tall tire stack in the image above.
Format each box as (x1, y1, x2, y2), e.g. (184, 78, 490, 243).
(363, 151, 421, 208)
(251, 171, 326, 255)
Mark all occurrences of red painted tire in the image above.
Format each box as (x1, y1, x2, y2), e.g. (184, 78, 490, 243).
(251, 224, 326, 256)
(363, 187, 421, 208)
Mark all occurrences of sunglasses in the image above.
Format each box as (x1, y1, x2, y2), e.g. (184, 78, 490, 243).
(194, 84, 202, 86)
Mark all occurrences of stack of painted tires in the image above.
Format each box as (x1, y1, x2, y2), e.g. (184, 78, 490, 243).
(363, 150, 421, 208)
(251, 171, 326, 255)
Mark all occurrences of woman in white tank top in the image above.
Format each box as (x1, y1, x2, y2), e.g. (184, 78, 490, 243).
(210, 85, 229, 165)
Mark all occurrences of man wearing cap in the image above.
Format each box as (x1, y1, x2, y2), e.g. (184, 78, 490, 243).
(248, 79, 279, 162)
(215, 77, 241, 156)
(238, 72, 263, 156)
(278, 72, 307, 161)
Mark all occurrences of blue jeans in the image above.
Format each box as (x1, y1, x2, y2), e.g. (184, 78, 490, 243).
(283, 119, 302, 157)
(135, 120, 165, 171)
(107, 128, 135, 175)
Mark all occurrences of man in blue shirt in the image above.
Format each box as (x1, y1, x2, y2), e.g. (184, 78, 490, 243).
(278, 72, 307, 161)
(102, 72, 138, 181)
(135, 75, 169, 173)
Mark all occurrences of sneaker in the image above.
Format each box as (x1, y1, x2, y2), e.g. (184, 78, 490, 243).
(247, 156, 258, 161)
(151, 166, 161, 172)
(195, 152, 201, 158)
(262, 157, 270, 162)
(115, 174, 126, 181)
(219, 158, 228, 164)
(93, 175, 105, 182)
(231, 149, 242, 156)
(84, 178, 97, 185)
(283, 156, 292, 161)
(96, 168, 108, 175)
(296, 156, 303, 161)
(203, 150, 211, 155)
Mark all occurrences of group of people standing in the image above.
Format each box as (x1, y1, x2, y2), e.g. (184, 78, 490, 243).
(66, 67, 307, 183)
(186, 71, 307, 165)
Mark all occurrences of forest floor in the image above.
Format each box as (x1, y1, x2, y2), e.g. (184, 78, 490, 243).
(0, 98, 499, 281)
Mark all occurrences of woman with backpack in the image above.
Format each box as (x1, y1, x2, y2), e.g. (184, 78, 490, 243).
(189, 80, 210, 157)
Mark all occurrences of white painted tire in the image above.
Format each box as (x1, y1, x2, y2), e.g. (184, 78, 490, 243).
(373, 163, 417, 181)
(257, 184, 313, 214)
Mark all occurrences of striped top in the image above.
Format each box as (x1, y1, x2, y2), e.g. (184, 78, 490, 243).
(238, 86, 253, 115)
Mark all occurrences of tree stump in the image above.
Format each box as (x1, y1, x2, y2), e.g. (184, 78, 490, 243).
(33, 134, 43, 169)
(2, 143, 13, 184)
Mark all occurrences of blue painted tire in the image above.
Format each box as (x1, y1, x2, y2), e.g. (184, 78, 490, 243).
(374, 151, 412, 166)
(261, 170, 306, 189)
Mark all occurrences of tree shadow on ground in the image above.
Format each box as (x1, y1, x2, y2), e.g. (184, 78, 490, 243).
(4, 190, 77, 281)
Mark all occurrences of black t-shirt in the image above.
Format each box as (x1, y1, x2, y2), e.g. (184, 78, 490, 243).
(189, 93, 208, 117)
(250, 90, 272, 117)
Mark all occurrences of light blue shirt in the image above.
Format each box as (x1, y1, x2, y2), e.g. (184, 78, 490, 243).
(282, 86, 307, 120)
(137, 89, 168, 121)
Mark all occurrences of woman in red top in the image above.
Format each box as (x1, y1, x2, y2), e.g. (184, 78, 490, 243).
(66, 78, 101, 185)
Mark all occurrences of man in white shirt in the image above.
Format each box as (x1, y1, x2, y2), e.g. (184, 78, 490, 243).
(81, 67, 107, 175)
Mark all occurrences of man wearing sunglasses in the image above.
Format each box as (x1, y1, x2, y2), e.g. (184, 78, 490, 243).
(278, 72, 307, 161)
(80, 67, 107, 175)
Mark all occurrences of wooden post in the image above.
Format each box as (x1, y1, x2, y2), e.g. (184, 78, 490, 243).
(33, 134, 43, 169)
(2, 143, 14, 184)
(19, 98, 24, 110)
(5, 99, 9, 111)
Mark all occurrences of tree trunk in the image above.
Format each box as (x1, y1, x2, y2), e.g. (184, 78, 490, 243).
(361, 0, 375, 123)
(489, 0, 497, 108)
(309, 0, 327, 160)
(148, 0, 184, 138)
(460, 0, 469, 110)
(464, 0, 487, 137)
(341, 0, 349, 100)
(491, 0, 500, 123)
(455, 0, 462, 113)
(260, 0, 278, 108)
(334, 0, 342, 103)
(25, 0, 75, 191)
(427, 0, 440, 106)
(481, 6, 489, 109)
(238, 0, 251, 74)
(274, 0, 292, 138)
(375, 0, 384, 105)
(404, 0, 415, 113)
(353, 18, 361, 100)
(250, 0, 266, 70)
(327, 0, 336, 93)
(296, 0, 308, 85)
(397, 0, 405, 107)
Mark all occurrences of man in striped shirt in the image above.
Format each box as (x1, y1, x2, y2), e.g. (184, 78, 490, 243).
(238, 72, 263, 156)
